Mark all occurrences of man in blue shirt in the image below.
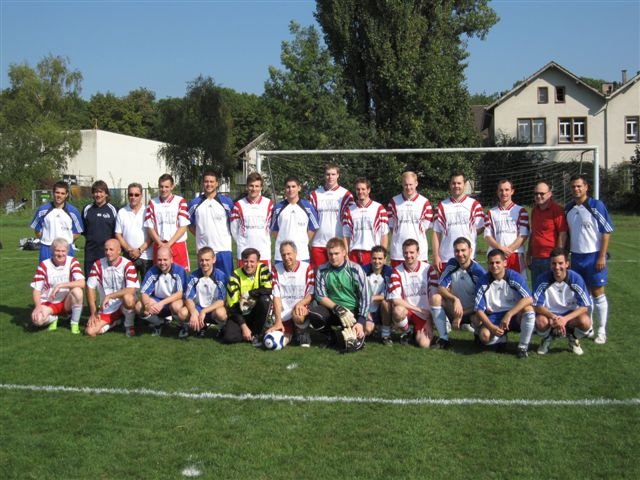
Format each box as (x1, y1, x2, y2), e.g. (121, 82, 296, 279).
(82, 180, 117, 276)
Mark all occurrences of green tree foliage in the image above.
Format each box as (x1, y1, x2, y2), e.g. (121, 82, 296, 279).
(89, 88, 159, 138)
(219, 88, 270, 154)
(579, 76, 607, 92)
(315, 0, 498, 190)
(156, 76, 234, 191)
(0, 55, 83, 199)
(470, 91, 500, 105)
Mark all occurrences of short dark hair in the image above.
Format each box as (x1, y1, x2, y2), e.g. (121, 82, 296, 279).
(453, 236, 471, 249)
(371, 245, 387, 257)
(52, 181, 70, 193)
(549, 247, 569, 261)
(487, 248, 506, 261)
(402, 238, 419, 251)
(450, 171, 466, 182)
(354, 177, 371, 189)
(91, 180, 109, 195)
(246, 172, 263, 185)
(241, 247, 260, 261)
(284, 175, 300, 186)
(202, 170, 218, 182)
(497, 178, 514, 189)
(159, 173, 174, 185)
(570, 173, 589, 185)
(324, 163, 340, 174)
(197, 246, 216, 258)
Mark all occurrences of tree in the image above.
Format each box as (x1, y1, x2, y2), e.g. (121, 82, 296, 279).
(0, 55, 83, 199)
(88, 88, 159, 139)
(315, 0, 498, 189)
(156, 76, 234, 191)
(219, 88, 270, 154)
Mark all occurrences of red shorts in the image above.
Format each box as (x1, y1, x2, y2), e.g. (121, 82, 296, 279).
(42, 301, 67, 316)
(407, 311, 428, 332)
(506, 253, 525, 273)
(309, 247, 327, 269)
(98, 310, 123, 325)
(349, 250, 371, 265)
(282, 319, 294, 335)
(154, 241, 190, 271)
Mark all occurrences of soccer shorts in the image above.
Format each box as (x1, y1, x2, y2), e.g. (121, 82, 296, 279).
(348, 250, 371, 265)
(148, 296, 173, 318)
(97, 310, 124, 324)
(407, 311, 428, 332)
(309, 247, 328, 269)
(506, 253, 526, 273)
(42, 301, 68, 316)
(214, 251, 233, 279)
(487, 311, 522, 331)
(154, 241, 190, 271)
(570, 252, 608, 288)
(370, 308, 382, 325)
(282, 319, 294, 335)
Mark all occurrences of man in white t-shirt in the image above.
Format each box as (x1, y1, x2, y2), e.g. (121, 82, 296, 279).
(309, 163, 354, 268)
(432, 172, 484, 272)
(231, 172, 273, 267)
(387, 171, 433, 267)
(115, 182, 153, 279)
(85, 239, 139, 337)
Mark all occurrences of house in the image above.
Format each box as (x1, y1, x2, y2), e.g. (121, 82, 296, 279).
(484, 61, 639, 170)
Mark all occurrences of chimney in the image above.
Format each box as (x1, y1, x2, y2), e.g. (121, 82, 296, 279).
(622, 69, 628, 83)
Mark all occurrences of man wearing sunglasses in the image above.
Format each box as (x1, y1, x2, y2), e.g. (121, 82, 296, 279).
(115, 183, 153, 279)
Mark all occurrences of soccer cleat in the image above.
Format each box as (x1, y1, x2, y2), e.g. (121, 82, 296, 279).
(197, 328, 207, 338)
(178, 324, 189, 339)
(297, 331, 311, 348)
(568, 335, 584, 355)
(251, 335, 263, 348)
(125, 326, 136, 338)
(461, 323, 475, 333)
(594, 332, 607, 345)
(433, 337, 451, 350)
(381, 335, 393, 346)
(537, 335, 553, 355)
(151, 325, 163, 337)
(517, 346, 529, 359)
(70, 323, 81, 335)
(47, 315, 59, 331)
(399, 331, 412, 346)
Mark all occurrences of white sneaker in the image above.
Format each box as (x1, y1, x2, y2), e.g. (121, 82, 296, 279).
(594, 332, 607, 344)
(568, 335, 584, 355)
(537, 335, 553, 355)
(461, 323, 475, 333)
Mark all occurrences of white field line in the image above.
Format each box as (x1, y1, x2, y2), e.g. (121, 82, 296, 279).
(1, 383, 638, 407)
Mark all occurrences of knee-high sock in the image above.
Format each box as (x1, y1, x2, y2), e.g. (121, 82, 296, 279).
(431, 306, 448, 340)
(70, 305, 82, 325)
(593, 294, 608, 334)
(518, 311, 535, 349)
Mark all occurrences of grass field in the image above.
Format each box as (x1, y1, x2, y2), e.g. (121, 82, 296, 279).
(1, 210, 639, 479)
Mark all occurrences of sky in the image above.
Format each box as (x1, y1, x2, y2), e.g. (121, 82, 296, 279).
(1, 0, 639, 100)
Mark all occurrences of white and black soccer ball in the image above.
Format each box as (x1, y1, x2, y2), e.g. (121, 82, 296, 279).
(263, 331, 285, 351)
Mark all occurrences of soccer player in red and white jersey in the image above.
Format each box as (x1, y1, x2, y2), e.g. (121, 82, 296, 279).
(432, 172, 484, 273)
(309, 163, 354, 268)
(484, 179, 530, 273)
(268, 241, 315, 347)
(342, 177, 389, 265)
(387, 239, 439, 349)
(85, 239, 139, 337)
(230, 172, 274, 267)
(30, 237, 85, 333)
(387, 171, 433, 267)
(144, 173, 190, 270)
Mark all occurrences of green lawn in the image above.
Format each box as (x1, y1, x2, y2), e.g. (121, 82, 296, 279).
(1, 210, 639, 479)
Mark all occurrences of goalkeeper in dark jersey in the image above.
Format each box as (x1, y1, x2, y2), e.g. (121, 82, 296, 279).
(224, 248, 272, 345)
(310, 237, 371, 352)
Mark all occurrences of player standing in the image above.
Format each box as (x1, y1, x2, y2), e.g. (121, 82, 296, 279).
(115, 182, 153, 279)
(230, 172, 273, 267)
(144, 174, 191, 271)
(565, 174, 614, 344)
(342, 177, 389, 265)
(387, 171, 433, 267)
(484, 179, 529, 274)
(188, 171, 235, 278)
(82, 180, 118, 277)
(309, 163, 354, 268)
(432, 172, 484, 273)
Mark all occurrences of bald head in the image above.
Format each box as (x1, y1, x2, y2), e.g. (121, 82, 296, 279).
(156, 246, 173, 273)
(104, 238, 122, 264)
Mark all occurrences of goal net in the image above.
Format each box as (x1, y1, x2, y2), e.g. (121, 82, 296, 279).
(256, 146, 600, 208)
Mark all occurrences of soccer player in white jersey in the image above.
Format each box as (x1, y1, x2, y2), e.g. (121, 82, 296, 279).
(474, 249, 536, 358)
(115, 182, 153, 279)
(189, 171, 235, 278)
(388, 239, 440, 349)
(271, 176, 319, 264)
(363, 245, 393, 345)
(534, 248, 592, 355)
(309, 163, 354, 268)
(564, 174, 614, 345)
(387, 171, 433, 267)
(85, 239, 139, 337)
(268, 241, 315, 347)
(342, 177, 389, 265)
(30, 181, 83, 262)
(30, 238, 85, 333)
(144, 173, 191, 271)
(432, 237, 487, 348)
(230, 172, 273, 267)
(432, 172, 484, 273)
(183, 247, 228, 338)
(137, 245, 189, 337)
(484, 179, 529, 274)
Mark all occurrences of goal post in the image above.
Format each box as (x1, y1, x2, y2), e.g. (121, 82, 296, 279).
(256, 145, 600, 205)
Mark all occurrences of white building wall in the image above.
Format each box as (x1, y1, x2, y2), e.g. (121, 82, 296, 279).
(606, 80, 640, 168)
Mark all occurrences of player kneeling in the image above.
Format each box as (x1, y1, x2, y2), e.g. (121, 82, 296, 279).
(533, 248, 592, 355)
(30, 237, 85, 333)
(183, 247, 228, 338)
(474, 249, 535, 359)
(310, 238, 372, 353)
(363, 246, 393, 345)
(85, 239, 139, 337)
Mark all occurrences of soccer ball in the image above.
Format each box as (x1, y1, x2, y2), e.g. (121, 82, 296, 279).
(263, 331, 285, 351)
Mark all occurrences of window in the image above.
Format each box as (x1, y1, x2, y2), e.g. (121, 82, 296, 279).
(538, 87, 548, 104)
(558, 117, 587, 143)
(555, 86, 566, 103)
(626, 116, 639, 143)
(517, 118, 546, 144)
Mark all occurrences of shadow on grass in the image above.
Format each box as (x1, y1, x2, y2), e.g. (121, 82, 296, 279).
(0, 303, 35, 331)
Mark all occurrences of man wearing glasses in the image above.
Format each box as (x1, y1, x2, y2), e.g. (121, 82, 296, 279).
(526, 180, 568, 286)
(115, 183, 153, 279)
